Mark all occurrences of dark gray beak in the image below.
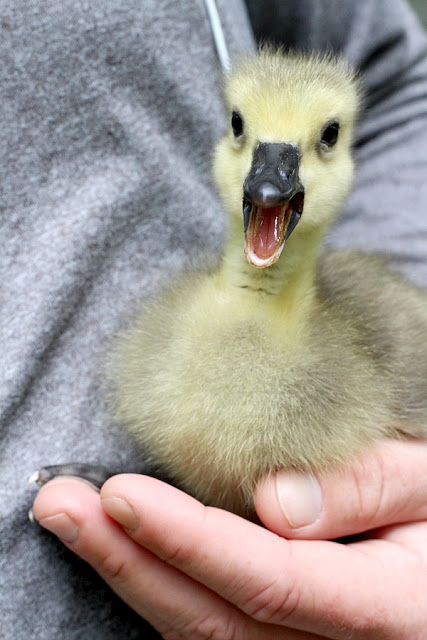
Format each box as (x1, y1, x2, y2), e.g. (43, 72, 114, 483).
(242, 142, 304, 268)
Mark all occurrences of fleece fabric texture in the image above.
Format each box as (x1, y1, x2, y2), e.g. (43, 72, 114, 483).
(1, 0, 427, 638)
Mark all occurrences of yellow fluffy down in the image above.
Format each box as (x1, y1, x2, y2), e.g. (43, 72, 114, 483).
(110, 49, 427, 519)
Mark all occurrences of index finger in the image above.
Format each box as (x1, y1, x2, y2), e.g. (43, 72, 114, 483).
(32, 477, 322, 640)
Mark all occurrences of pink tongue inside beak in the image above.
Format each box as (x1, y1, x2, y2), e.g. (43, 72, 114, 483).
(252, 206, 284, 259)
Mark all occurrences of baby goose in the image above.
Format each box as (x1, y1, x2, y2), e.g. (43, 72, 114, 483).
(31, 49, 427, 519)
(110, 48, 427, 518)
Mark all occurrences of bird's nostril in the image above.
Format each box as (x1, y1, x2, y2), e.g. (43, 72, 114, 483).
(244, 179, 295, 208)
(255, 181, 284, 206)
(244, 143, 302, 208)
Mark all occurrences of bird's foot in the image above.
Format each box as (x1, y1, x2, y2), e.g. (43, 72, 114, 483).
(27, 463, 116, 523)
(27, 463, 115, 490)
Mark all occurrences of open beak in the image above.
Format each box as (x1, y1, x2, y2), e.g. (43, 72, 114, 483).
(243, 142, 304, 268)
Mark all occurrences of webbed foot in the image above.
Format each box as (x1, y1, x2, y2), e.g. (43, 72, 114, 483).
(28, 463, 115, 490)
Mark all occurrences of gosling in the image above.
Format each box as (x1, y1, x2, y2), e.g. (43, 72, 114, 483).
(34, 49, 427, 519)
(110, 48, 427, 518)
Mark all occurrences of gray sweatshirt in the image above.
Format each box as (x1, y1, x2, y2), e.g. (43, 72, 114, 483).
(1, 1, 427, 638)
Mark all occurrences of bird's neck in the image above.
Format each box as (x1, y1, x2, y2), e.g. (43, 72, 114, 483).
(220, 217, 325, 318)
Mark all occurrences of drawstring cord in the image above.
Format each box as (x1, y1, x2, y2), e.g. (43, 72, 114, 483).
(203, 0, 231, 71)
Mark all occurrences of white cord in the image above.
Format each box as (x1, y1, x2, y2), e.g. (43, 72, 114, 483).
(203, 0, 231, 72)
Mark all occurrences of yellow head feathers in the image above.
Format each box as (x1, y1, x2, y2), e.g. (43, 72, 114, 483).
(214, 48, 361, 261)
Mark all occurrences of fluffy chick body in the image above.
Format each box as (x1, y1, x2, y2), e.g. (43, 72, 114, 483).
(112, 50, 427, 518)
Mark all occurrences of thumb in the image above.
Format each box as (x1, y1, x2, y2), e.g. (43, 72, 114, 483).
(254, 439, 427, 540)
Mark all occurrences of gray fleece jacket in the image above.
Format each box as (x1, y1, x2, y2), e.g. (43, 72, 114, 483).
(1, 1, 427, 638)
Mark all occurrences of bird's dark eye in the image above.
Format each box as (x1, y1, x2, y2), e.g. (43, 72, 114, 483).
(320, 121, 340, 147)
(231, 111, 244, 137)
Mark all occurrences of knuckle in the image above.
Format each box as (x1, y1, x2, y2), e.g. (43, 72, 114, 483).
(351, 452, 388, 525)
(161, 611, 240, 640)
(95, 549, 129, 583)
(241, 575, 300, 625)
(192, 612, 237, 640)
(159, 540, 189, 566)
(159, 508, 209, 567)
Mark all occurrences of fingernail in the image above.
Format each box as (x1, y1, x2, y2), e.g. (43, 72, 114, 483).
(38, 513, 79, 542)
(275, 472, 322, 529)
(101, 497, 139, 531)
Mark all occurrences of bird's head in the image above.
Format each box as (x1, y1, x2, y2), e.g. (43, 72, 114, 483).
(213, 49, 360, 268)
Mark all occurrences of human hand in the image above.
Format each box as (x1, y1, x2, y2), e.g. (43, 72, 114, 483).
(32, 440, 427, 639)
